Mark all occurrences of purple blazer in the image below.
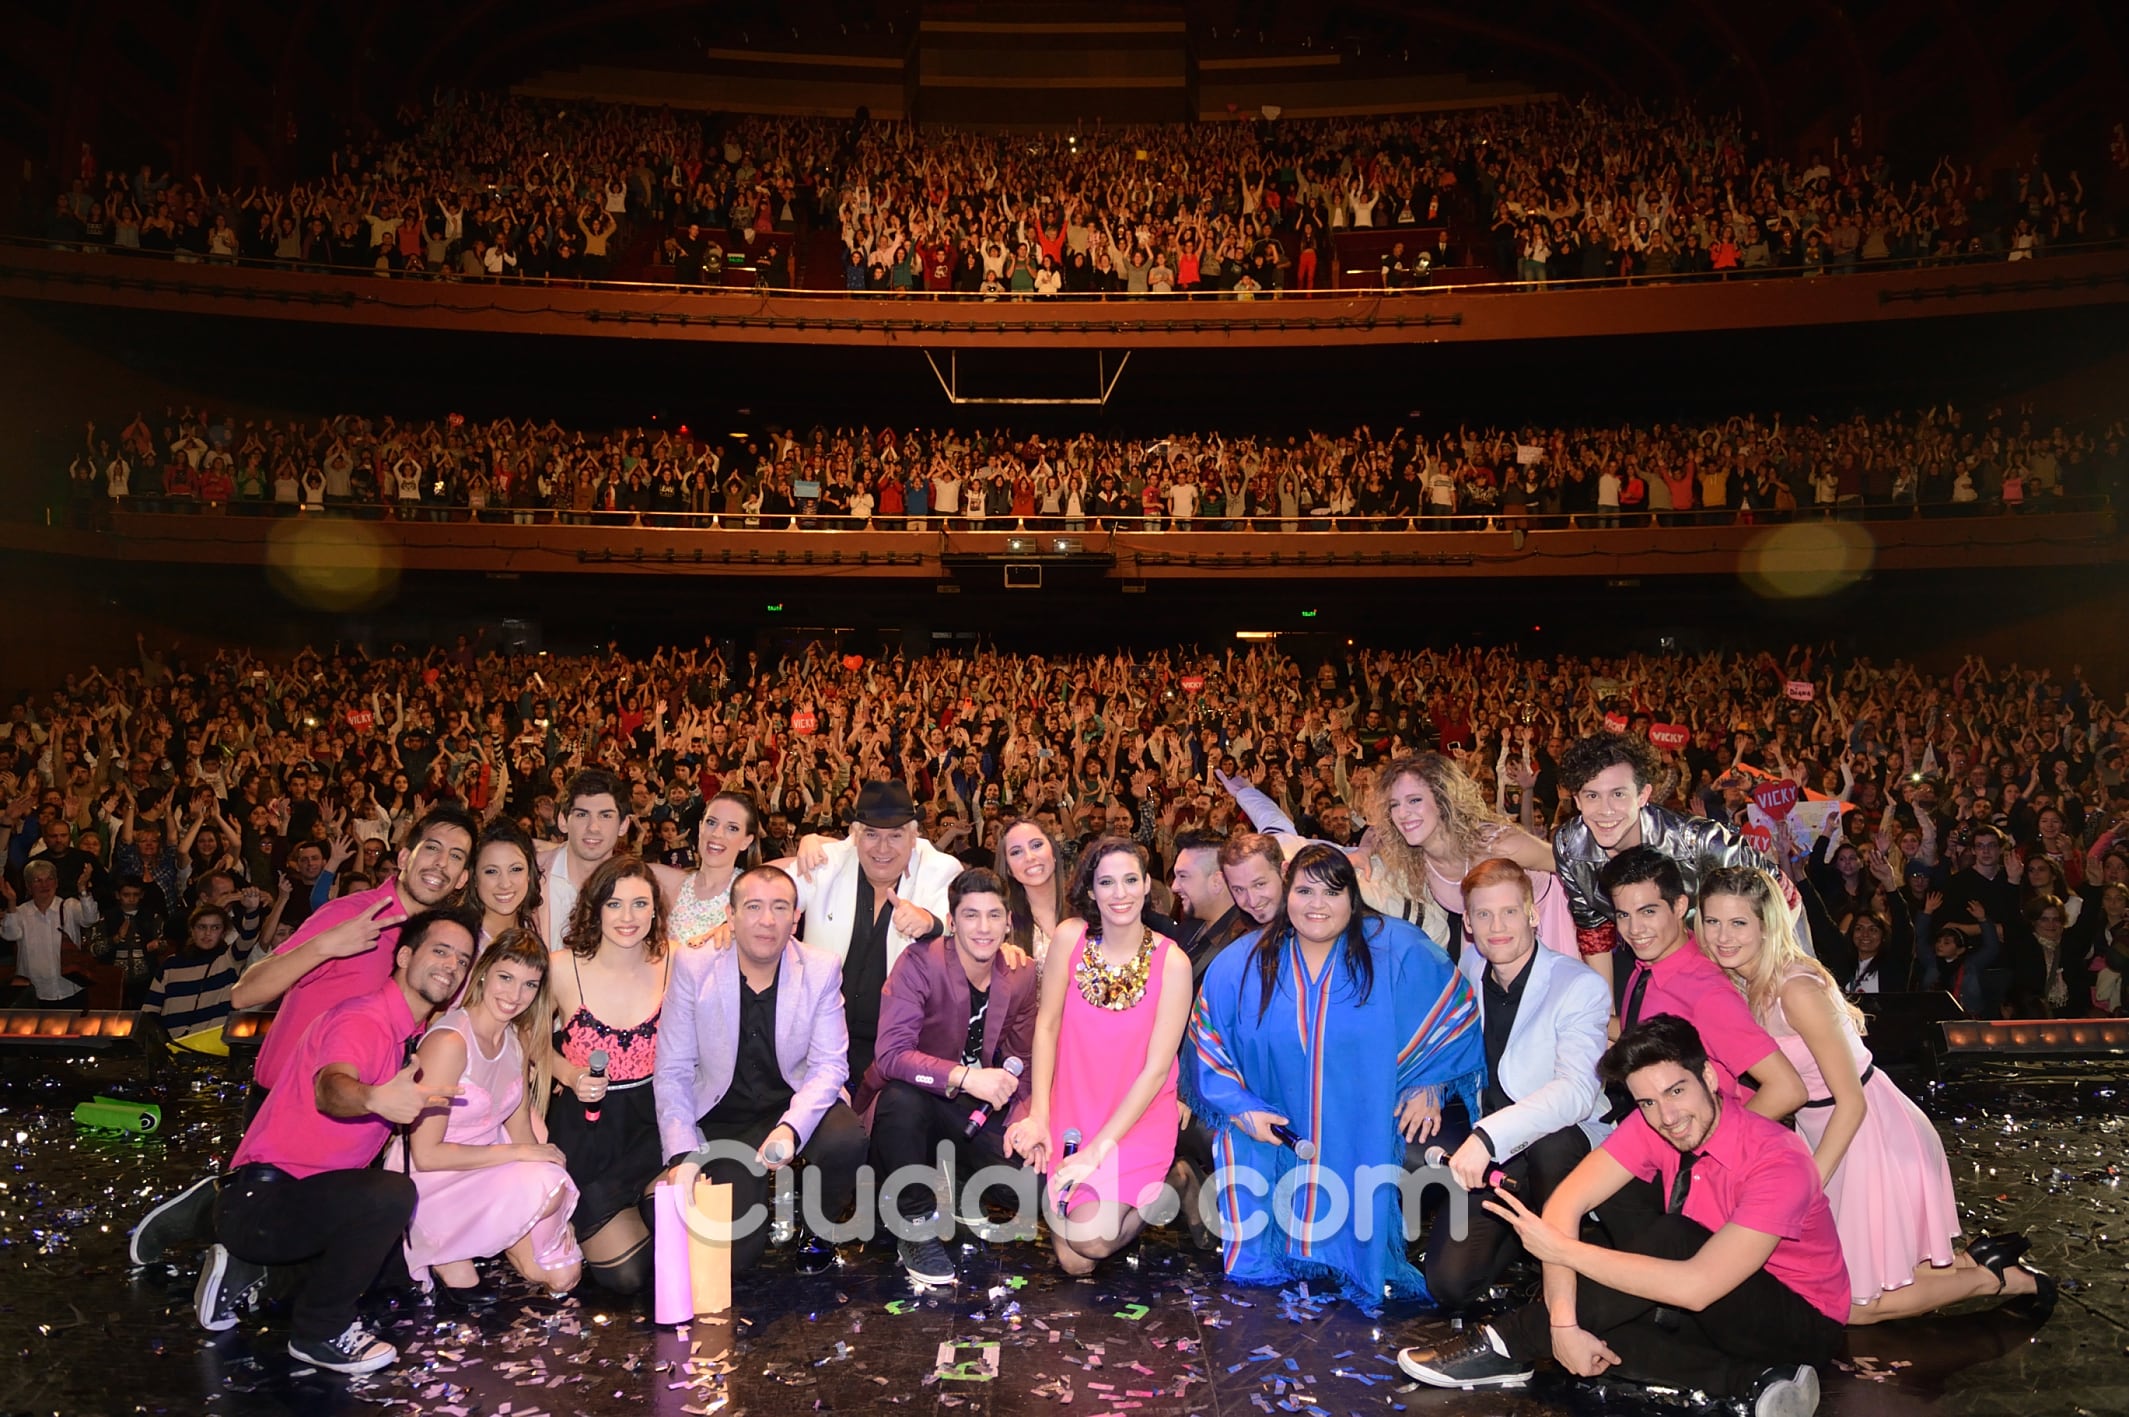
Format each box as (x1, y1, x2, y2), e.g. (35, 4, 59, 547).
(854, 936, 1037, 1126)
(654, 936, 849, 1165)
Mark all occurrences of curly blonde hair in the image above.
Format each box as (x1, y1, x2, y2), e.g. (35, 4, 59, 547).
(1371, 754, 1509, 905)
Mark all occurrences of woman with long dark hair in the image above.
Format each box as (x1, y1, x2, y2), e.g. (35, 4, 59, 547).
(993, 818, 1070, 969)
(652, 790, 762, 948)
(544, 857, 670, 1295)
(1187, 844, 1484, 1306)
(1006, 836, 1189, 1275)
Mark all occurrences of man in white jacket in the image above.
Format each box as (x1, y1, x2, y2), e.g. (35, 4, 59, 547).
(774, 781, 961, 1083)
(1422, 858, 1612, 1310)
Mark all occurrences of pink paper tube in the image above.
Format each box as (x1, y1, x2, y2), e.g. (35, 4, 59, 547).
(651, 1179, 694, 1326)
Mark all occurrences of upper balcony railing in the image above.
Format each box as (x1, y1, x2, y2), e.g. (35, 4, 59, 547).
(7, 234, 2129, 350)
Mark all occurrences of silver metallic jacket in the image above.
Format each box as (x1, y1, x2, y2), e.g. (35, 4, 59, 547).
(1554, 805, 1773, 930)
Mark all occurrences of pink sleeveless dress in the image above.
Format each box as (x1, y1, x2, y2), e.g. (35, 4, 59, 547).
(393, 1009, 582, 1283)
(1045, 929, 1180, 1212)
(1766, 967, 1959, 1303)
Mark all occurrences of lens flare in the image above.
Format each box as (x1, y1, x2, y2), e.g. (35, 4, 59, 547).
(1739, 519, 1874, 600)
(264, 517, 402, 611)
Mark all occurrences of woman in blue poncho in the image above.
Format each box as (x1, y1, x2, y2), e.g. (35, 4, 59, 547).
(1187, 843, 1483, 1308)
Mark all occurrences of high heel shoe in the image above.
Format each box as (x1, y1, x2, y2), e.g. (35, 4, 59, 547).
(1964, 1232, 2030, 1273)
(2003, 1266, 2058, 1323)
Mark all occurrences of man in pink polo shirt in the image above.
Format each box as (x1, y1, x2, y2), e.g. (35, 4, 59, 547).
(193, 907, 476, 1375)
(1598, 845, 1806, 1123)
(1400, 1015, 1847, 1415)
(127, 806, 475, 1268)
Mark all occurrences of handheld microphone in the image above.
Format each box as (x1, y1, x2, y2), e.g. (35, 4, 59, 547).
(583, 1049, 609, 1123)
(962, 1057, 1024, 1138)
(1269, 1122, 1319, 1162)
(1053, 1127, 1086, 1205)
(1423, 1143, 1513, 1192)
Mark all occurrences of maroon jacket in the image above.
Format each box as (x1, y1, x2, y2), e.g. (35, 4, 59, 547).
(854, 935, 1038, 1124)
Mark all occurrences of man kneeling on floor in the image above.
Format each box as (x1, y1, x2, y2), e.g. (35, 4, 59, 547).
(196, 907, 478, 1374)
(855, 866, 1038, 1287)
(1397, 1014, 1849, 1417)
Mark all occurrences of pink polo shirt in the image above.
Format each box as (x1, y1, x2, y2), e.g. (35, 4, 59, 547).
(1622, 939, 1778, 1096)
(252, 882, 409, 1093)
(1602, 1098, 1852, 1323)
(232, 980, 421, 1178)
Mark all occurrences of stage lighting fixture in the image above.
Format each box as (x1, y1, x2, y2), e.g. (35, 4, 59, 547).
(1934, 1018, 2129, 1073)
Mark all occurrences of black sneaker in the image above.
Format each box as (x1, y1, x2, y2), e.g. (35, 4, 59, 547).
(192, 1243, 265, 1333)
(898, 1234, 956, 1287)
(131, 1174, 218, 1265)
(287, 1321, 398, 1376)
(1396, 1330, 1534, 1390)
(1747, 1363, 1821, 1417)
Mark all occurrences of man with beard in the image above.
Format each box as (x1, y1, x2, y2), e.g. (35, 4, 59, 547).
(127, 807, 477, 1265)
(193, 908, 478, 1374)
(536, 768, 632, 936)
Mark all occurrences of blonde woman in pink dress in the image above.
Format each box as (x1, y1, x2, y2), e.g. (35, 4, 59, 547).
(1698, 867, 2053, 1323)
(393, 929, 582, 1303)
(1007, 835, 1191, 1277)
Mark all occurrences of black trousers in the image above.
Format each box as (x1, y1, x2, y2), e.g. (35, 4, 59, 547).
(869, 1079, 1020, 1222)
(696, 1101, 866, 1272)
(214, 1164, 415, 1343)
(1493, 1214, 1846, 1398)
(1420, 1123, 1592, 1310)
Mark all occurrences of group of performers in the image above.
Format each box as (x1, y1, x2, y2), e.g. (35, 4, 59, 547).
(124, 735, 2054, 1416)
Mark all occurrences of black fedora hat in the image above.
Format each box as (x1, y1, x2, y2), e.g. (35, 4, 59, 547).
(851, 780, 919, 829)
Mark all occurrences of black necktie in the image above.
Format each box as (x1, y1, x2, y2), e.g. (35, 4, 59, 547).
(1668, 1152, 1699, 1214)
(1623, 965, 1652, 1032)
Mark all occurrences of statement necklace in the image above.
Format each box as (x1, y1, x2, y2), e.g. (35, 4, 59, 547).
(1075, 926, 1154, 1010)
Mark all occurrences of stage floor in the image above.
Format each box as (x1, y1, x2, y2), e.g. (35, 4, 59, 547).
(2, 1057, 2123, 1417)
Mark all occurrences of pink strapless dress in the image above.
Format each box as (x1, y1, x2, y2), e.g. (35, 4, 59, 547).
(391, 1009, 582, 1282)
(1769, 972, 1959, 1304)
(1044, 930, 1180, 1213)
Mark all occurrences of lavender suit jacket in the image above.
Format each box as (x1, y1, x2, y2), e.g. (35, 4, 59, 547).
(654, 936, 849, 1164)
(853, 936, 1037, 1127)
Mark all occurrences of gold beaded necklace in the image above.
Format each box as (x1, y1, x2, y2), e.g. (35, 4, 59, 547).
(1074, 925, 1154, 1010)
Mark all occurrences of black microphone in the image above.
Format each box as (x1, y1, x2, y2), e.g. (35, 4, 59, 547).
(1269, 1122, 1319, 1162)
(962, 1056, 1024, 1138)
(583, 1049, 609, 1123)
(1053, 1127, 1086, 1205)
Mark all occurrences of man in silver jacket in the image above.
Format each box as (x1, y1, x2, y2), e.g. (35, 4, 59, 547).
(1552, 733, 1796, 1004)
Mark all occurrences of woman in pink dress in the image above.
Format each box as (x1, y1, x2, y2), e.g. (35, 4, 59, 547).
(394, 929, 582, 1302)
(1007, 836, 1191, 1276)
(1699, 866, 2052, 1323)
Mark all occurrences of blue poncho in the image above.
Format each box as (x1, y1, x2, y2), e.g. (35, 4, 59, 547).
(1186, 915, 1483, 1309)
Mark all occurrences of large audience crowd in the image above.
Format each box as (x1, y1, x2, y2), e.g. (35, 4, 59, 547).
(8, 633, 2125, 1022)
(35, 94, 2121, 291)
(69, 404, 2127, 526)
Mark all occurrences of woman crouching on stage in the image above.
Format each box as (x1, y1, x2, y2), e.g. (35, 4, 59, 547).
(391, 929, 582, 1303)
(1699, 865, 2053, 1322)
(1006, 836, 1191, 1275)
(1187, 843, 1484, 1307)
(545, 858, 672, 1295)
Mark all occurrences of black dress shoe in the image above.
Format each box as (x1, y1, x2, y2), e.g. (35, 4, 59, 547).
(1965, 1233, 2030, 1273)
(432, 1278, 500, 1311)
(794, 1235, 837, 1275)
